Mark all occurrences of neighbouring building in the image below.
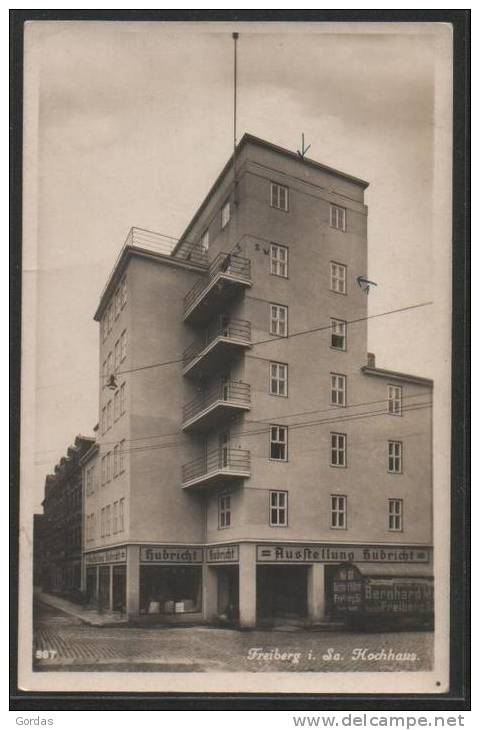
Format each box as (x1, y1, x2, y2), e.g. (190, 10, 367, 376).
(33, 513, 48, 588)
(40, 435, 95, 599)
(81, 134, 433, 627)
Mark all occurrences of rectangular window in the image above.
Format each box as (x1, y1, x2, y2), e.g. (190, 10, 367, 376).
(114, 340, 120, 371)
(218, 493, 231, 529)
(86, 465, 95, 495)
(101, 455, 106, 485)
(331, 495, 347, 529)
(221, 201, 230, 229)
(113, 501, 118, 534)
(105, 504, 111, 536)
(120, 277, 127, 308)
(270, 243, 288, 278)
(330, 373, 346, 407)
(201, 229, 209, 253)
(113, 444, 119, 477)
(331, 318, 347, 350)
(388, 499, 403, 531)
(114, 390, 120, 421)
(119, 439, 126, 472)
(119, 498, 125, 532)
(120, 330, 127, 362)
(388, 384, 403, 415)
(330, 432, 347, 467)
(330, 262, 347, 294)
(270, 182, 289, 211)
(107, 351, 113, 376)
(270, 425, 288, 461)
(100, 507, 105, 538)
(115, 287, 121, 318)
(107, 303, 113, 334)
(330, 204, 346, 231)
(107, 399, 112, 429)
(388, 441, 403, 473)
(120, 382, 126, 415)
(270, 361, 288, 397)
(270, 490, 288, 526)
(270, 303, 288, 337)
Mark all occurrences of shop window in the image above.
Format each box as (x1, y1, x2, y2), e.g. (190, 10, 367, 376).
(140, 566, 202, 615)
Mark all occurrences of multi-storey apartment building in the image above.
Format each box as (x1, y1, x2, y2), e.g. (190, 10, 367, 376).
(40, 435, 95, 598)
(82, 134, 433, 627)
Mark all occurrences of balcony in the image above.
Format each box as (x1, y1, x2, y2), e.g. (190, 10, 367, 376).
(183, 252, 252, 325)
(182, 381, 251, 431)
(182, 447, 251, 490)
(183, 317, 251, 378)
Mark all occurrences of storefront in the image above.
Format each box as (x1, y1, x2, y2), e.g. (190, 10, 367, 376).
(83, 541, 433, 628)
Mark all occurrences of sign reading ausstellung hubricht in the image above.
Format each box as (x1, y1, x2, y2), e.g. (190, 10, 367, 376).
(256, 545, 432, 564)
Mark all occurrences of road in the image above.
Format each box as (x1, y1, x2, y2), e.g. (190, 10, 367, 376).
(33, 600, 433, 673)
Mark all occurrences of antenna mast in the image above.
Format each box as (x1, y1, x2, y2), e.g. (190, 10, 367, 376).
(233, 32, 239, 204)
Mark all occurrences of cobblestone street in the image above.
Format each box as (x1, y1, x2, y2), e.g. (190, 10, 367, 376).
(33, 600, 433, 673)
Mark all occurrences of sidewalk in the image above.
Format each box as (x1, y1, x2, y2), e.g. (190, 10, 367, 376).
(36, 590, 128, 627)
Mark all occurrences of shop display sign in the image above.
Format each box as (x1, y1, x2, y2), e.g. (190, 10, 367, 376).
(206, 544, 239, 563)
(140, 545, 204, 564)
(256, 544, 432, 564)
(85, 547, 127, 565)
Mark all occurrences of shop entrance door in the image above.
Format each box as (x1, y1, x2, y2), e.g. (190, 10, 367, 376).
(86, 567, 97, 604)
(257, 565, 308, 623)
(216, 566, 239, 622)
(98, 565, 110, 611)
(112, 565, 126, 612)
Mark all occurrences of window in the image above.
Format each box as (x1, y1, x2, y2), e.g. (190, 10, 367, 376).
(270, 361, 288, 397)
(119, 439, 126, 472)
(270, 243, 288, 278)
(120, 330, 127, 362)
(270, 182, 289, 211)
(102, 359, 107, 384)
(105, 504, 111, 536)
(107, 351, 113, 376)
(115, 287, 121, 318)
(330, 373, 346, 407)
(331, 318, 346, 350)
(270, 303, 288, 337)
(201, 229, 209, 253)
(388, 499, 403, 531)
(119, 498, 125, 532)
(114, 389, 120, 421)
(113, 444, 119, 477)
(331, 495, 347, 529)
(100, 507, 105, 538)
(101, 406, 106, 434)
(101, 455, 106, 485)
(330, 432, 347, 467)
(113, 501, 118, 534)
(330, 204, 346, 231)
(218, 493, 231, 528)
(270, 491, 288, 526)
(107, 303, 114, 334)
(107, 400, 113, 429)
(270, 425, 288, 461)
(120, 382, 126, 415)
(388, 441, 403, 473)
(86, 465, 95, 496)
(330, 262, 347, 294)
(120, 277, 127, 309)
(221, 201, 230, 229)
(388, 385, 403, 415)
(114, 340, 120, 371)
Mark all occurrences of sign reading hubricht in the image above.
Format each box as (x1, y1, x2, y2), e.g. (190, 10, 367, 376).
(206, 545, 239, 563)
(85, 547, 127, 565)
(140, 545, 204, 564)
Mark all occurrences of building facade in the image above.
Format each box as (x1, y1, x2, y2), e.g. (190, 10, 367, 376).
(40, 435, 95, 598)
(82, 134, 433, 627)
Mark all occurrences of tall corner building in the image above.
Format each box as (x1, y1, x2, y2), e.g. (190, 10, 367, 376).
(82, 134, 433, 627)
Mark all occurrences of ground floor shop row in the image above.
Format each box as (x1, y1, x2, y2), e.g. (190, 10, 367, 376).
(82, 542, 434, 628)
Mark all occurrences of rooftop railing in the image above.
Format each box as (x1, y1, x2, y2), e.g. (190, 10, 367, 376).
(182, 447, 251, 486)
(183, 317, 251, 368)
(183, 381, 251, 424)
(183, 252, 251, 316)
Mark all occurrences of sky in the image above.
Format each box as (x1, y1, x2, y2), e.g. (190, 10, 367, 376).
(22, 21, 452, 511)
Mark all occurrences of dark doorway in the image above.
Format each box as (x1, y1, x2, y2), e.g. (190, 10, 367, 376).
(86, 567, 96, 604)
(98, 565, 110, 610)
(216, 566, 239, 621)
(257, 565, 308, 623)
(112, 565, 126, 612)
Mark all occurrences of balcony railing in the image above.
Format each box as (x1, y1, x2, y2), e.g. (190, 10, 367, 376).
(183, 317, 251, 371)
(183, 252, 251, 322)
(182, 381, 251, 429)
(182, 447, 251, 489)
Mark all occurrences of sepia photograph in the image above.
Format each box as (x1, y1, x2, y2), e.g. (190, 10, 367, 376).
(15, 17, 458, 696)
